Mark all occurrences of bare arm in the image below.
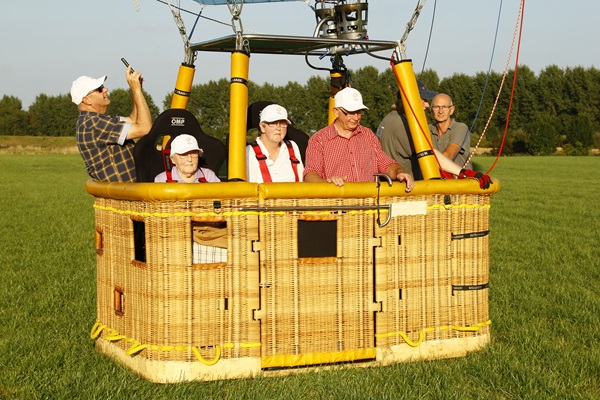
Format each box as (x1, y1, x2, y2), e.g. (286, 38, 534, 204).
(441, 142, 462, 161)
(123, 67, 152, 140)
(434, 149, 461, 175)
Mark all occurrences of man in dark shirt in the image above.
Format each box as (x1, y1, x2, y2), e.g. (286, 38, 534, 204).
(71, 66, 152, 182)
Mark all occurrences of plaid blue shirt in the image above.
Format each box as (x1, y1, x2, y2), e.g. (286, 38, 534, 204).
(76, 111, 137, 182)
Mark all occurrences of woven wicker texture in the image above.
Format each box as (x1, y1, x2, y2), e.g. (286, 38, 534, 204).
(259, 197, 375, 368)
(92, 191, 491, 379)
(373, 194, 490, 348)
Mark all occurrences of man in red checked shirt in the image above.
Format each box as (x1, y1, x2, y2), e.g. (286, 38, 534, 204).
(303, 87, 415, 193)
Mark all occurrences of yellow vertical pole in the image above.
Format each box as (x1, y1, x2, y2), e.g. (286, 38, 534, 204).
(392, 60, 441, 180)
(228, 50, 250, 181)
(328, 71, 343, 125)
(170, 63, 196, 109)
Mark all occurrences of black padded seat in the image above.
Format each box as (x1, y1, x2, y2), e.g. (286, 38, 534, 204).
(133, 108, 226, 182)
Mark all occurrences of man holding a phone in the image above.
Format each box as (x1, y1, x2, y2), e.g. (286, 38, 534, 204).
(71, 64, 152, 182)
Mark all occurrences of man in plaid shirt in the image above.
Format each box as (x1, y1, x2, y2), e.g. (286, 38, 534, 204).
(303, 87, 414, 193)
(71, 66, 152, 182)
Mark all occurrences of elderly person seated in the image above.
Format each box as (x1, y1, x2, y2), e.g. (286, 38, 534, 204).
(154, 134, 220, 183)
(155, 134, 225, 264)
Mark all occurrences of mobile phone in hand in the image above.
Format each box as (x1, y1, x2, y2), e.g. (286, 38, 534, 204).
(121, 58, 135, 73)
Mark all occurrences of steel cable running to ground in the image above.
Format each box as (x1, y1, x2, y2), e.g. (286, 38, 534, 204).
(419, 0, 436, 74)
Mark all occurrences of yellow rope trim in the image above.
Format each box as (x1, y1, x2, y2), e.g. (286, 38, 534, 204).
(94, 202, 489, 219)
(374, 320, 492, 347)
(90, 321, 106, 339)
(429, 204, 491, 210)
(192, 345, 221, 366)
(90, 321, 260, 365)
(125, 342, 148, 356)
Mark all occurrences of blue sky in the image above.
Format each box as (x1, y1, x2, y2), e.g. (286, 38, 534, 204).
(1, 0, 598, 110)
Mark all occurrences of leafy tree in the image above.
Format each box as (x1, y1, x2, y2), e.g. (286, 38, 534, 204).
(28, 94, 77, 136)
(299, 75, 330, 134)
(537, 65, 567, 118)
(277, 81, 312, 132)
(509, 66, 538, 129)
(249, 81, 278, 105)
(417, 69, 440, 92)
(188, 78, 231, 141)
(522, 114, 559, 155)
(562, 142, 590, 156)
(350, 65, 387, 132)
(0, 95, 23, 112)
(7, 63, 599, 155)
(0, 95, 41, 136)
(106, 88, 159, 120)
(560, 114, 596, 148)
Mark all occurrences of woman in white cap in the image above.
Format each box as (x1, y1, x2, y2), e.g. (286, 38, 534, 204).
(154, 134, 220, 182)
(246, 104, 304, 183)
(155, 134, 225, 264)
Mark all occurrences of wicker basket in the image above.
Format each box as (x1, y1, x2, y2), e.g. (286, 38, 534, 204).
(88, 180, 496, 382)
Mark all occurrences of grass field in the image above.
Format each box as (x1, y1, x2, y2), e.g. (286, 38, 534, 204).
(0, 155, 598, 399)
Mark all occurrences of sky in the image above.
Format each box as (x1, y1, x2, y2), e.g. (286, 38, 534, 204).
(1, 0, 598, 111)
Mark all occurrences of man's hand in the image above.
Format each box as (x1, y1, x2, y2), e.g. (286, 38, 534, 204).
(126, 67, 144, 90)
(459, 169, 492, 189)
(396, 172, 414, 193)
(327, 176, 346, 187)
(386, 164, 414, 193)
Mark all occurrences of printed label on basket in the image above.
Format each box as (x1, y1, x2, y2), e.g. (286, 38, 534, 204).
(390, 201, 427, 217)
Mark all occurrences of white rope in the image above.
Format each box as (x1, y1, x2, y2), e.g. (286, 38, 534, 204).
(464, 0, 524, 167)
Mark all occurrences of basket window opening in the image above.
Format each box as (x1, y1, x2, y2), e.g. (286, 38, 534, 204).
(132, 220, 146, 263)
(95, 227, 103, 255)
(192, 220, 228, 264)
(297, 219, 337, 258)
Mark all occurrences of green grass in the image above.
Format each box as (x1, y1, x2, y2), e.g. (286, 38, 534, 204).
(0, 136, 78, 155)
(0, 155, 598, 399)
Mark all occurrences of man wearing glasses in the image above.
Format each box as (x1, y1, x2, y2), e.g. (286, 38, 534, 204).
(71, 66, 152, 182)
(303, 87, 414, 192)
(429, 93, 472, 170)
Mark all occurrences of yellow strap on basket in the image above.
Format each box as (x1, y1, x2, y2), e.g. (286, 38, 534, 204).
(398, 329, 426, 347)
(192, 345, 221, 366)
(453, 320, 492, 332)
(126, 341, 148, 356)
(105, 333, 127, 342)
(90, 321, 106, 340)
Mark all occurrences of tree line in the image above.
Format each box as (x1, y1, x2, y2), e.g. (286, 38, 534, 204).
(1, 64, 598, 156)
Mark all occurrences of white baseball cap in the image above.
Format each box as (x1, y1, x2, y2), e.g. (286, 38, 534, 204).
(70, 75, 107, 105)
(259, 104, 291, 124)
(170, 134, 201, 155)
(334, 87, 369, 112)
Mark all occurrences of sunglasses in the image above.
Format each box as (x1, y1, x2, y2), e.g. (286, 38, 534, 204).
(86, 85, 105, 96)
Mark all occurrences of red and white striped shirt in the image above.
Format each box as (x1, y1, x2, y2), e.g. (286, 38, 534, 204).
(304, 123, 397, 182)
